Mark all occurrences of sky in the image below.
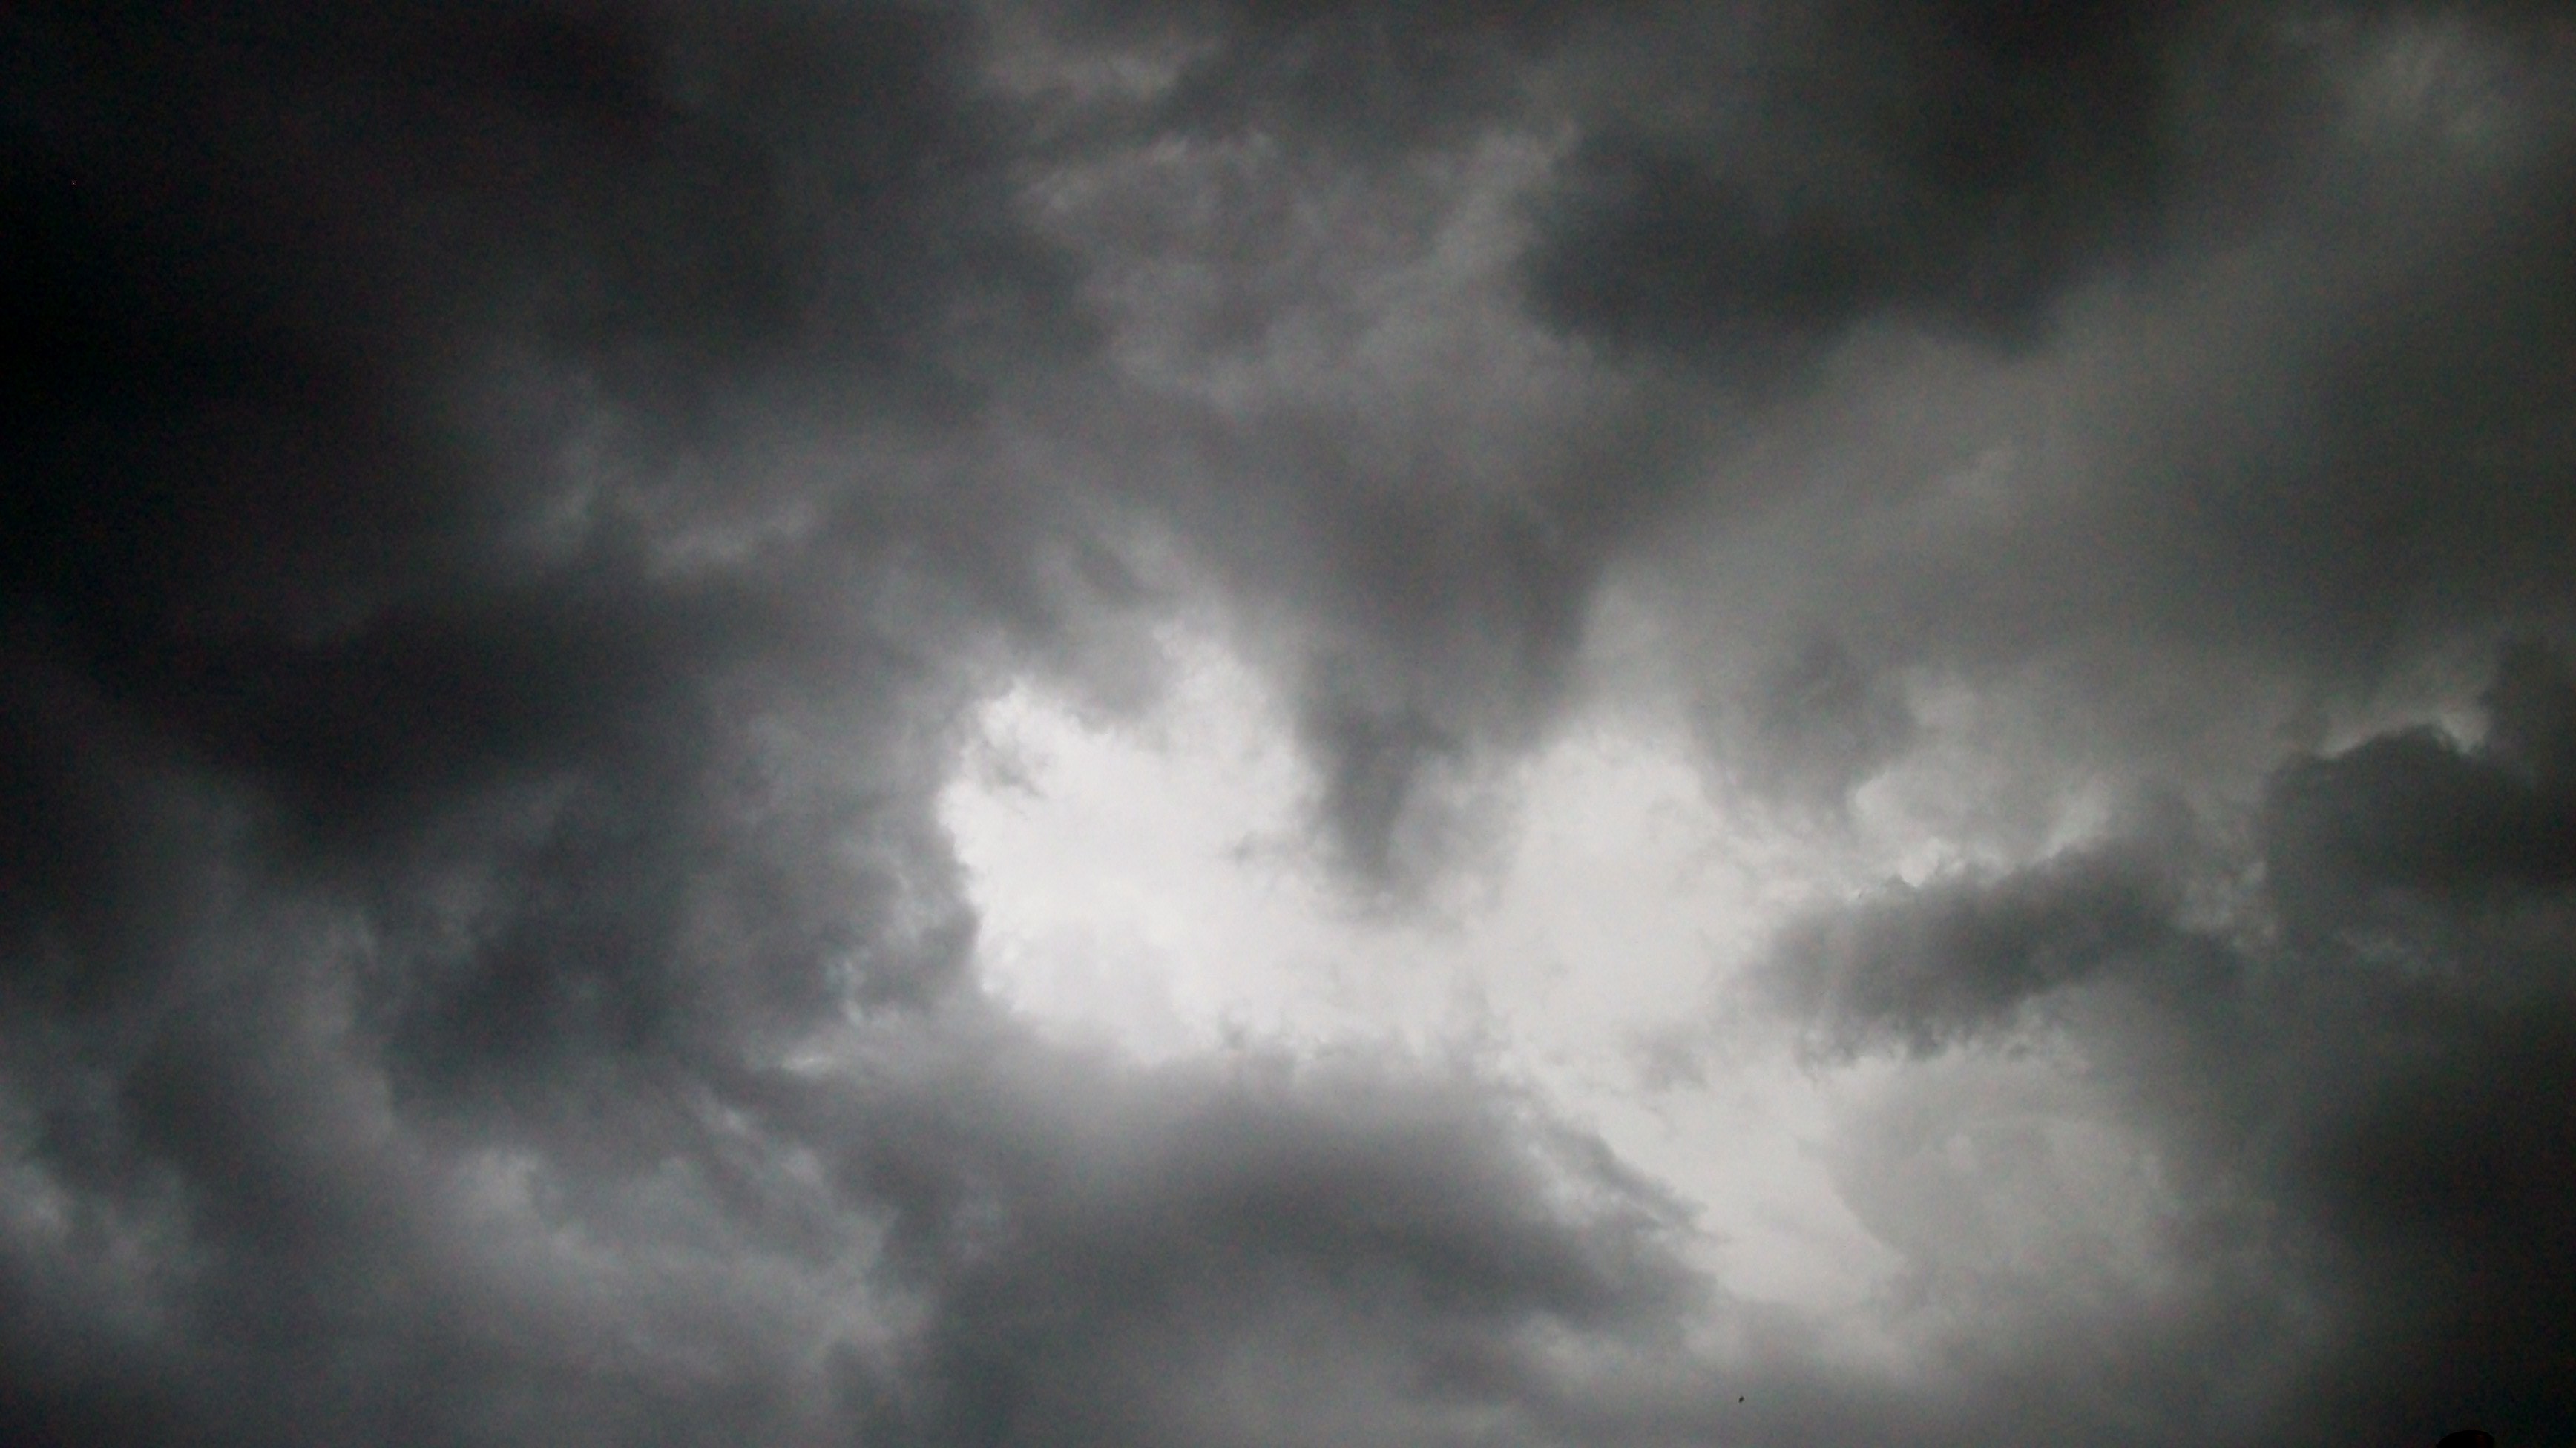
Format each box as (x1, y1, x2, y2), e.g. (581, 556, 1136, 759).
(4, 2, 2576, 1445)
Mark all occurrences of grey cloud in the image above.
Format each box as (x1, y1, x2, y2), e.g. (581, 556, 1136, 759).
(1, 1, 1073, 1440)
(1517, 0, 2576, 824)
(1, 0, 1080, 1018)
(10, 896, 1726, 1446)
(989, 1, 1728, 892)
(4, 7, 1737, 1444)
(1034, 309, 1682, 891)
(1034, 0, 2576, 885)
(12, 0, 2576, 1445)
(1752, 646, 2576, 1446)
(1732, 636, 1921, 808)
(778, 1042, 1703, 1447)
(1268, 484, 1612, 892)
(1524, 0, 2228, 369)
(2265, 640, 2576, 923)
(1761, 809, 2218, 1058)
(1003, 6, 2576, 1443)
(1614, 12, 2576, 826)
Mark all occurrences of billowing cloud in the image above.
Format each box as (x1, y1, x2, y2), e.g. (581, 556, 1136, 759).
(1742, 645, 2576, 1446)
(1759, 807, 2214, 1057)
(7, 1, 2576, 1445)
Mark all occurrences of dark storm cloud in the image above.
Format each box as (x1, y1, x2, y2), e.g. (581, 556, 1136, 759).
(1520, 0, 2576, 727)
(1, 0, 1077, 1010)
(1603, 4, 2576, 828)
(0, 3, 1736, 1444)
(1748, 645, 2576, 1446)
(6, 989, 1718, 1445)
(1019, 2, 2576, 1441)
(1266, 478, 1618, 892)
(12, 0, 2576, 1446)
(1761, 809, 2217, 1058)
(1621, 21, 2576, 1320)
(1, 1, 1065, 1440)
(766, 1041, 1706, 1448)
(1026, 0, 2576, 886)
(2265, 640, 2576, 921)
(1525, 0, 2224, 367)
(980, 0, 1732, 891)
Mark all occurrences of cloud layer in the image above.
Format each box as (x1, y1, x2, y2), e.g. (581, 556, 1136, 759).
(6, 1, 2575, 1444)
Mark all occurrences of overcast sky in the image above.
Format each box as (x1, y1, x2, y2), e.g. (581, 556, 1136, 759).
(7, 2, 2576, 1445)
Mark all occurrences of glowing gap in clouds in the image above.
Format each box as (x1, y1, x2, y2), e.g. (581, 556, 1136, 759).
(938, 624, 1905, 1320)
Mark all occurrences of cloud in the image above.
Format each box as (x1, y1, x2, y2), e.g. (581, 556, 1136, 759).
(780, 1036, 1705, 1448)
(1519, 6, 2576, 828)
(7, 1, 2576, 1445)
(1744, 645, 2576, 1445)
(1760, 809, 2218, 1058)
(2264, 639, 2576, 922)
(0, 4, 1729, 1444)
(1523, 0, 2223, 369)
(2, 2, 1065, 1439)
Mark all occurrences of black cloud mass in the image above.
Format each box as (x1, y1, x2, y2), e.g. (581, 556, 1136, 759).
(6, 1, 2576, 1445)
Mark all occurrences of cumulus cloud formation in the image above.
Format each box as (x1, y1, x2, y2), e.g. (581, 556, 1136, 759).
(5, 1, 2575, 1445)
